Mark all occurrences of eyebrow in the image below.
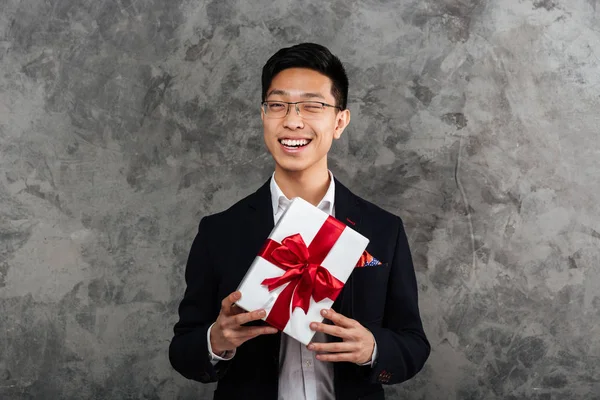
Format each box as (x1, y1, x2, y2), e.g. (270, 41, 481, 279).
(266, 89, 326, 100)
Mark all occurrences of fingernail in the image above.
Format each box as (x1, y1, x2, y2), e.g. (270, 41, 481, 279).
(308, 344, 314, 350)
(259, 310, 266, 317)
(310, 323, 317, 330)
(234, 292, 241, 299)
(321, 309, 328, 316)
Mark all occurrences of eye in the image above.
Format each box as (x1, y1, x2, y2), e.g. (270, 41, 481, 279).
(268, 102, 286, 111)
(303, 103, 323, 112)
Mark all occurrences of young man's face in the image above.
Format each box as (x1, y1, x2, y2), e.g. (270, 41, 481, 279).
(261, 68, 350, 175)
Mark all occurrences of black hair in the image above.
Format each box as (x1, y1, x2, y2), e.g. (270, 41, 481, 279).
(261, 43, 349, 110)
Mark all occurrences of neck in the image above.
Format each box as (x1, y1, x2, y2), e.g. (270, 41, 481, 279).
(274, 163, 330, 207)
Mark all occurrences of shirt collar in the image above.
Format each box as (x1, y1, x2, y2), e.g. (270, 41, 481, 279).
(270, 171, 335, 216)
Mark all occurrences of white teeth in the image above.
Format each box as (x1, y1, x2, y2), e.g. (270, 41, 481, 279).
(281, 139, 310, 147)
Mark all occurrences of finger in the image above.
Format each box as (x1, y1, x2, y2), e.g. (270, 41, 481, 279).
(310, 322, 351, 339)
(233, 309, 267, 326)
(221, 291, 242, 315)
(238, 325, 279, 340)
(307, 341, 356, 353)
(229, 304, 246, 316)
(321, 309, 356, 328)
(219, 324, 277, 347)
(315, 352, 356, 363)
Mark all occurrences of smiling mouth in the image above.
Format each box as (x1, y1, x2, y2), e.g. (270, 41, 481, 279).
(278, 138, 312, 149)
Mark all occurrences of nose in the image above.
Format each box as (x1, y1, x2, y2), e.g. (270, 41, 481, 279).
(282, 104, 304, 130)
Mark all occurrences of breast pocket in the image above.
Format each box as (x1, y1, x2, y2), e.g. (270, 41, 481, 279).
(348, 263, 390, 325)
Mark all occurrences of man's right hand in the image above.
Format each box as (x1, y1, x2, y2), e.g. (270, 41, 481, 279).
(210, 291, 279, 355)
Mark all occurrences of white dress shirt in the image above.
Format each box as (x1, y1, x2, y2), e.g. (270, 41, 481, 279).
(207, 171, 377, 400)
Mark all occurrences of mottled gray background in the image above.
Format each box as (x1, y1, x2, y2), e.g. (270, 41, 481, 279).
(1, 0, 599, 399)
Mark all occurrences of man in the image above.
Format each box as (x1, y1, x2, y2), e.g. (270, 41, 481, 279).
(169, 43, 430, 400)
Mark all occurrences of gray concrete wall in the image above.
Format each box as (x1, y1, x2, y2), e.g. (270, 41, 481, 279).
(1, 0, 599, 399)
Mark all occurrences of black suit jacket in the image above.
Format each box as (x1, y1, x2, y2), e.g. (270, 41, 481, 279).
(169, 178, 430, 400)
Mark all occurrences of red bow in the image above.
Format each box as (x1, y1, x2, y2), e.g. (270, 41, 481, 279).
(258, 216, 346, 331)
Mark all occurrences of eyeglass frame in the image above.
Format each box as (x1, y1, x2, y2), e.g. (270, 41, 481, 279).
(261, 100, 342, 118)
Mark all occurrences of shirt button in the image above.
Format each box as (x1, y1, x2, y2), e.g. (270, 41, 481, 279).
(305, 359, 312, 367)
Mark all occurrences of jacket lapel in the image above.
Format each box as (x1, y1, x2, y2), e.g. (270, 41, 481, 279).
(333, 177, 362, 231)
(246, 178, 283, 364)
(246, 178, 276, 252)
(230, 179, 276, 295)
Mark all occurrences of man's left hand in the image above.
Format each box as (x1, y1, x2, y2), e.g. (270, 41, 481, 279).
(307, 309, 375, 364)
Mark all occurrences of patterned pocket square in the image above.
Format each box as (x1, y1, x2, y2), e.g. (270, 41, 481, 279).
(355, 250, 383, 268)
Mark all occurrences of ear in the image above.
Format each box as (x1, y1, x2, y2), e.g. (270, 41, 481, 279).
(333, 109, 351, 140)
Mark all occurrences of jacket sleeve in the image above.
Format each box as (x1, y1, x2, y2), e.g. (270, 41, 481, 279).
(364, 216, 430, 385)
(169, 216, 231, 382)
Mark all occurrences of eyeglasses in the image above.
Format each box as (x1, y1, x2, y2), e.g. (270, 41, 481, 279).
(261, 101, 341, 119)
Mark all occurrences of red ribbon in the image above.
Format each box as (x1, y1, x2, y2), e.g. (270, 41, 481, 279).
(258, 216, 346, 331)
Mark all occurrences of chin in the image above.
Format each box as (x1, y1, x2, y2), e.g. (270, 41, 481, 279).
(274, 159, 313, 173)
(277, 164, 310, 173)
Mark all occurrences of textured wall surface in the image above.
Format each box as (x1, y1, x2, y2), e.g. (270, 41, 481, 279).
(1, 0, 599, 399)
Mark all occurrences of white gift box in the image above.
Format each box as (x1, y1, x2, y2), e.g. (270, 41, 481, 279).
(235, 197, 369, 345)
